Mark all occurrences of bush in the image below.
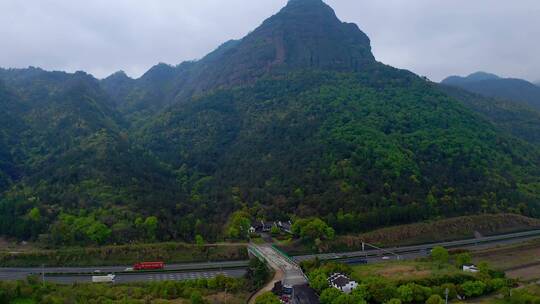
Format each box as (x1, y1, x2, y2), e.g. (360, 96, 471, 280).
(439, 283, 457, 300)
(364, 277, 397, 304)
(454, 253, 472, 268)
(320, 288, 342, 304)
(460, 281, 486, 298)
(425, 295, 444, 304)
(254, 292, 281, 304)
(486, 278, 507, 292)
(190, 290, 205, 304)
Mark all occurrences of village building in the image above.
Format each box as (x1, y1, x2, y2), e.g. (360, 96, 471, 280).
(327, 273, 358, 294)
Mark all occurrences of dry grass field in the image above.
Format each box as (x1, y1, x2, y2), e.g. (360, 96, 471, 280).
(474, 239, 540, 281)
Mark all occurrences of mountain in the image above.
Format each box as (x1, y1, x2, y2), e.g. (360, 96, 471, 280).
(102, 0, 375, 120)
(1, 0, 540, 245)
(442, 72, 540, 111)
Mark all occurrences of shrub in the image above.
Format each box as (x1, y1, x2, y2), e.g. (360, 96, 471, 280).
(460, 281, 486, 298)
(486, 278, 507, 292)
(320, 288, 342, 304)
(454, 253, 472, 268)
(364, 277, 397, 304)
(254, 292, 280, 304)
(425, 294, 444, 304)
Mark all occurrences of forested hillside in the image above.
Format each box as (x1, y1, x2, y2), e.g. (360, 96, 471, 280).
(442, 72, 540, 111)
(1, 0, 539, 246)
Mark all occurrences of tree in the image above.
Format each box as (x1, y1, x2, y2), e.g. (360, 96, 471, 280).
(143, 216, 158, 240)
(425, 295, 444, 304)
(386, 299, 402, 304)
(292, 218, 335, 242)
(365, 277, 397, 304)
(254, 292, 280, 304)
(460, 281, 486, 298)
(454, 253, 472, 268)
(85, 222, 111, 245)
(195, 234, 205, 246)
(351, 284, 370, 302)
(28, 207, 41, 222)
(333, 293, 358, 304)
(397, 284, 413, 303)
(246, 258, 270, 291)
(320, 288, 342, 304)
(308, 269, 329, 293)
(227, 211, 251, 240)
(431, 246, 449, 265)
(270, 225, 280, 236)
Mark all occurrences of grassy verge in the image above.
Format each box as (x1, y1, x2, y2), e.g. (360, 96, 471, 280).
(350, 260, 469, 284)
(281, 213, 540, 255)
(0, 242, 248, 267)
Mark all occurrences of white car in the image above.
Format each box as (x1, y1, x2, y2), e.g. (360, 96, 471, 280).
(382, 256, 390, 260)
(124, 267, 134, 272)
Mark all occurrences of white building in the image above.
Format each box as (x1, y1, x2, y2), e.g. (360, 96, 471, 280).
(463, 264, 479, 273)
(328, 273, 358, 294)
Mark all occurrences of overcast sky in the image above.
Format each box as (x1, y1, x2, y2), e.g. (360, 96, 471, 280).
(1, 0, 539, 82)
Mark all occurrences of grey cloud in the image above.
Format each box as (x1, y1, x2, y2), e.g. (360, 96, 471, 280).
(1, 0, 539, 82)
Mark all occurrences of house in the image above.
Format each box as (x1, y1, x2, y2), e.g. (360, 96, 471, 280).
(463, 264, 479, 273)
(328, 273, 358, 294)
(277, 220, 293, 234)
(250, 220, 275, 233)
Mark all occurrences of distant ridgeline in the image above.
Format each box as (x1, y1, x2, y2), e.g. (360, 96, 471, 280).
(0, 0, 539, 246)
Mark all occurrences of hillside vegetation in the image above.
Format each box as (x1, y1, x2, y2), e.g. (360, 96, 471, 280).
(1, 0, 539, 246)
(279, 214, 540, 254)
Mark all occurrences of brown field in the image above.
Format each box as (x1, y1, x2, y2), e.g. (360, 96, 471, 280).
(350, 260, 467, 283)
(473, 239, 540, 281)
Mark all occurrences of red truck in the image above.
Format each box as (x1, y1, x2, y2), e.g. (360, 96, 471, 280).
(132, 262, 165, 271)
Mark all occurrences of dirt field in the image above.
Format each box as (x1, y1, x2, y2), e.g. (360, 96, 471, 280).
(351, 261, 465, 282)
(473, 239, 540, 281)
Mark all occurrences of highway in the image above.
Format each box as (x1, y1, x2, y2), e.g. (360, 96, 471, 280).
(293, 229, 540, 263)
(44, 269, 247, 284)
(1, 229, 539, 284)
(0, 260, 249, 283)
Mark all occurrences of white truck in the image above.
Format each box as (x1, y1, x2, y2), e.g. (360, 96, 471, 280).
(92, 274, 116, 283)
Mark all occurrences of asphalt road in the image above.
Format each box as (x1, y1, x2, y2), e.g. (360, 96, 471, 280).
(0, 260, 249, 283)
(293, 229, 540, 263)
(44, 269, 247, 284)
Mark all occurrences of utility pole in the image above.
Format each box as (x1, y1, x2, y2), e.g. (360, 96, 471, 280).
(445, 288, 449, 304)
